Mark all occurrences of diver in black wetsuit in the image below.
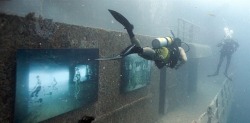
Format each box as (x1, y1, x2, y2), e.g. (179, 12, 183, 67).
(208, 37, 239, 79)
(105, 9, 187, 69)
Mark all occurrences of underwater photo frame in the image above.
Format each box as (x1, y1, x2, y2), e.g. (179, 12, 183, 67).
(14, 49, 99, 123)
(120, 54, 152, 93)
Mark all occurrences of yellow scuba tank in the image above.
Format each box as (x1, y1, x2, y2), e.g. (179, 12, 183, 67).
(151, 37, 173, 49)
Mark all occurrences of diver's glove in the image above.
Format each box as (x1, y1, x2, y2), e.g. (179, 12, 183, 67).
(217, 43, 222, 47)
(234, 48, 238, 52)
(174, 65, 179, 70)
(154, 60, 166, 69)
(174, 62, 184, 70)
(217, 41, 225, 47)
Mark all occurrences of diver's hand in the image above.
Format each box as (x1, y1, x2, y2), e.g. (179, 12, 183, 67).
(234, 48, 238, 52)
(174, 64, 180, 70)
(217, 43, 222, 47)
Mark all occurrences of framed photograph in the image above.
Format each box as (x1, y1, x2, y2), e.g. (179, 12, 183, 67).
(14, 49, 99, 123)
(121, 54, 152, 92)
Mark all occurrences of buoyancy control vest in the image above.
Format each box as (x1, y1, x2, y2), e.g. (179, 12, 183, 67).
(167, 42, 180, 68)
(152, 37, 181, 69)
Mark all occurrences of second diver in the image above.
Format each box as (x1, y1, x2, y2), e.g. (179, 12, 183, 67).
(208, 28, 239, 80)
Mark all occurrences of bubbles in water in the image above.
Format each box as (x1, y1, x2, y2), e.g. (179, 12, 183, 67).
(224, 27, 234, 39)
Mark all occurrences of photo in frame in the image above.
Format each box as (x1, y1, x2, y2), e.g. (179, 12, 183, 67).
(14, 49, 99, 123)
(121, 54, 152, 92)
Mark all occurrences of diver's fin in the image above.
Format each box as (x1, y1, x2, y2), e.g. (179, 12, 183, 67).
(207, 73, 218, 77)
(224, 73, 232, 81)
(120, 44, 136, 56)
(95, 55, 122, 61)
(108, 9, 134, 30)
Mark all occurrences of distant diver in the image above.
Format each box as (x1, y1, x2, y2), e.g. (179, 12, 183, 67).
(208, 27, 239, 80)
(97, 9, 187, 69)
(30, 75, 42, 97)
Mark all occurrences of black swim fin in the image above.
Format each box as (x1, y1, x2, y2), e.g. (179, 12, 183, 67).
(207, 72, 218, 77)
(224, 73, 232, 81)
(207, 74, 217, 77)
(108, 9, 134, 31)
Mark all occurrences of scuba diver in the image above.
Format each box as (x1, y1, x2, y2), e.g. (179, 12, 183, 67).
(97, 10, 187, 69)
(208, 27, 239, 80)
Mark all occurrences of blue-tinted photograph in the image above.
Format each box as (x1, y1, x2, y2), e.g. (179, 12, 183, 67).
(15, 49, 99, 123)
(121, 54, 152, 92)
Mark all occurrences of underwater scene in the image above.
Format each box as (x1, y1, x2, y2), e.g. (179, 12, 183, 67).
(121, 54, 151, 92)
(15, 49, 99, 122)
(0, 0, 250, 123)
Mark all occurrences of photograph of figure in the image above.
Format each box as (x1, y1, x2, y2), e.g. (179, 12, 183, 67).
(15, 49, 99, 123)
